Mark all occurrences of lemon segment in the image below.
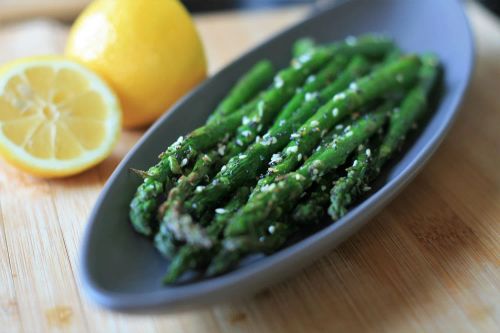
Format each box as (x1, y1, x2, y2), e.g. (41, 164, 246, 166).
(0, 56, 121, 177)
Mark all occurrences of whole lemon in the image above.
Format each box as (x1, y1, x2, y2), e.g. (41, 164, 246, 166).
(65, 0, 207, 128)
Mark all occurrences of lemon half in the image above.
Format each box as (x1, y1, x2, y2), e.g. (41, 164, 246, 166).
(0, 56, 121, 177)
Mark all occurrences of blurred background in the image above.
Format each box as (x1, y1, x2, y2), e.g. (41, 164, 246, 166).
(0, 0, 498, 21)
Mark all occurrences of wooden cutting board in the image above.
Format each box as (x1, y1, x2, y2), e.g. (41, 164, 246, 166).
(0, 2, 498, 333)
(0, 0, 90, 21)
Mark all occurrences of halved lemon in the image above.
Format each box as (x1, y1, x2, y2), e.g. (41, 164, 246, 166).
(0, 56, 121, 178)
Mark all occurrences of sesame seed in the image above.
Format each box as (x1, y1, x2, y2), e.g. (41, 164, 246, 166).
(290, 133, 300, 139)
(306, 75, 316, 83)
(305, 92, 317, 101)
(295, 174, 302, 180)
(217, 145, 226, 156)
(287, 146, 298, 153)
(332, 108, 339, 117)
(298, 53, 312, 63)
(221, 165, 227, 172)
(346, 131, 353, 137)
(297, 153, 302, 161)
(274, 77, 284, 88)
(192, 203, 197, 209)
(258, 101, 265, 117)
(236, 139, 243, 146)
(366, 148, 371, 157)
(181, 158, 188, 167)
(268, 225, 276, 234)
(239, 155, 247, 159)
(353, 160, 358, 167)
(242, 116, 250, 125)
(271, 153, 282, 164)
(335, 124, 343, 130)
(363, 186, 372, 192)
(195, 186, 205, 193)
(310, 120, 319, 127)
(321, 185, 327, 191)
(215, 208, 226, 214)
(345, 35, 357, 45)
(349, 82, 358, 90)
(242, 130, 252, 137)
(279, 119, 286, 126)
(333, 93, 346, 101)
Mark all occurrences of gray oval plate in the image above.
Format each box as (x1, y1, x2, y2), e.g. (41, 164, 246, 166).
(80, 0, 474, 312)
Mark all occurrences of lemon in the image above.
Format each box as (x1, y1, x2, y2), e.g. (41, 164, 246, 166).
(0, 56, 121, 178)
(65, 0, 207, 128)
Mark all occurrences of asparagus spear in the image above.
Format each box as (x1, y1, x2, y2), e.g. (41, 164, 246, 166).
(329, 54, 440, 219)
(293, 38, 316, 57)
(186, 56, 370, 219)
(208, 60, 275, 122)
(206, 222, 296, 277)
(163, 187, 251, 283)
(130, 48, 333, 236)
(130, 37, 395, 235)
(225, 104, 390, 237)
(254, 56, 421, 193)
(157, 56, 348, 248)
(292, 171, 338, 224)
(129, 101, 257, 236)
(328, 147, 373, 220)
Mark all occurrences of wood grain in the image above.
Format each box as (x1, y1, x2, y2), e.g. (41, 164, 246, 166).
(0, 3, 498, 333)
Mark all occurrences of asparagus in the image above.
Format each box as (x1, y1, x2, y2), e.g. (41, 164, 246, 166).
(208, 60, 275, 122)
(130, 101, 257, 236)
(293, 38, 316, 57)
(207, 222, 296, 277)
(328, 147, 372, 220)
(158, 56, 347, 248)
(163, 187, 251, 283)
(292, 171, 338, 224)
(328, 54, 440, 219)
(130, 37, 395, 235)
(130, 48, 332, 236)
(254, 56, 421, 192)
(225, 104, 390, 237)
(186, 56, 369, 219)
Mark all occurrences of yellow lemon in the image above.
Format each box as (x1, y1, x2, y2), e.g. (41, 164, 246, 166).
(0, 56, 121, 178)
(65, 0, 207, 128)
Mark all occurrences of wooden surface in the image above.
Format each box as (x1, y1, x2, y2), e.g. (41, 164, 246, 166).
(0, 3, 499, 333)
(0, 0, 89, 21)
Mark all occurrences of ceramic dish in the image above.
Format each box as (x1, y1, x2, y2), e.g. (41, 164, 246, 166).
(81, 0, 474, 311)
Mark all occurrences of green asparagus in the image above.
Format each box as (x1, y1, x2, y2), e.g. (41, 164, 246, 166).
(225, 104, 390, 237)
(163, 187, 251, 282)
(292, 171, 338, 224)
(207, 222, 296, 276)
(328, 147, 373, 220)
(254, 56, 421, 193)
(208, 60, 275, 122)
(293, 38, 316, 57)
(329, 54, 440, 220)
(185, 56, 371, 219)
